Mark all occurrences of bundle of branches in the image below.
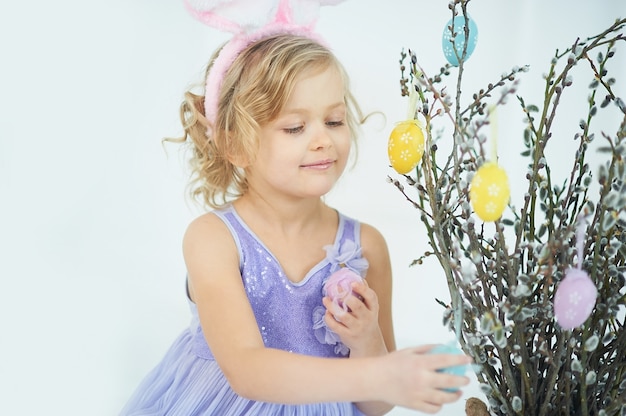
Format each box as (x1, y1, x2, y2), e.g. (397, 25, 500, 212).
(389, 1, 626, 414)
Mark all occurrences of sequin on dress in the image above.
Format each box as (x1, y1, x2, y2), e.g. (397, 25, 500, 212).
(120, 204, 368, 415)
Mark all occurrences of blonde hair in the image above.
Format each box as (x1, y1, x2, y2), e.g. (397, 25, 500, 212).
(173, 34, 363, 209)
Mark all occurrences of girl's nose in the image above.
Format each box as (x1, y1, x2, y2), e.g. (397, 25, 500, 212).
(310, 123, 332, 149)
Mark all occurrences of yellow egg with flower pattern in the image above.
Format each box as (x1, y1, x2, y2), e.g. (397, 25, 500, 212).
(388, 120, 425, 174)
(469, 162, 510, 222)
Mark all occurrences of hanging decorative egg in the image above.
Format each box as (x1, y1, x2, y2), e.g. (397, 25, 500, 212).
(554, 268, 597, 330)
(428, 342, 467, 392)
(388, 120, 425, 174)
(469, 162, 510, 222)
(442, 15, 478, 66)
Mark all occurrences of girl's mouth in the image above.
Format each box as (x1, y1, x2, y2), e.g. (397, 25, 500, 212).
(301, 159, 335, 169)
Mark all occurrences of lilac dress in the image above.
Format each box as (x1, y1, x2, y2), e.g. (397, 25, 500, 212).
(120, 205, 369, 415)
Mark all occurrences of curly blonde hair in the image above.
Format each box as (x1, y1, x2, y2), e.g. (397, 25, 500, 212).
(174, 34, 364, 209)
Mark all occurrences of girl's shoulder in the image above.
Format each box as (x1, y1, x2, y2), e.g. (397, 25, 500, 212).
(182, 208, 242, 302)
(183, 208, 238, 262)
(330, 209, 388, 257)
(357, 221, 388, 249)
(185, 209, 229, 235)
(356, 221, 391, 269)
(185, 203, 237, 231)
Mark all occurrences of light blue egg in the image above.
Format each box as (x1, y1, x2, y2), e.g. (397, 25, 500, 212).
(428, 343, 467, 392)
(442, 15, 478, 66)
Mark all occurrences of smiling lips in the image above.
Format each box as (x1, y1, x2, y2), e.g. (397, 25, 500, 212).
(300, 159, 335, 169)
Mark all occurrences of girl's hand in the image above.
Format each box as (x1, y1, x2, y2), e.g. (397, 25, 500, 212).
(377, 346, 472, 413)
(322, 279, 386, 356)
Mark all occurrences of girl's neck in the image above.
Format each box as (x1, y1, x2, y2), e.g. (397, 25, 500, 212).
(233, 192, 331, 235)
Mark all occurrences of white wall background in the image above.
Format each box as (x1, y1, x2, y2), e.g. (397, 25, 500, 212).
(1, 1, 624, 415)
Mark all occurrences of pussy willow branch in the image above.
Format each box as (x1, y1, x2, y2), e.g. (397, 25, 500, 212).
(395, 4, 625, 414)
(514, 20, 626, 260)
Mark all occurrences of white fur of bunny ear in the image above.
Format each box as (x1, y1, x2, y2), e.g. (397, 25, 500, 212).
(286, 0, 344, 27)
(319, 0, 347, 5)
(184, 0, 346, 34)
(184, 0, 284, 33)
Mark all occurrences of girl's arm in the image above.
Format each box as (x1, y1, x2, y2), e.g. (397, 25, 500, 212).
(183, 213, 470, 412)
(349, 223, 396, 415)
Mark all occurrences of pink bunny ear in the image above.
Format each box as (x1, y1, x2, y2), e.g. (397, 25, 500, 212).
(183, 0, 345, 135)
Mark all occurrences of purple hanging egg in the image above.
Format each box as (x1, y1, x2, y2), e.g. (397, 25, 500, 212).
(554, 268, 598, 330)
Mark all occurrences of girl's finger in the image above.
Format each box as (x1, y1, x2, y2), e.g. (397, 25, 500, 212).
(349, 281, 377, 308)
(342, 293, 368, 316)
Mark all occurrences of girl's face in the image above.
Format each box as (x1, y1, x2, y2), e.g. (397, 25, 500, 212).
(246, 65, 351, 201)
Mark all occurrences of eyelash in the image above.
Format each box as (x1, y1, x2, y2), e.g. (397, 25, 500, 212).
(283, 121, 345, 135)
(327, 120, 345, 128)
(284, 126, 304, 134)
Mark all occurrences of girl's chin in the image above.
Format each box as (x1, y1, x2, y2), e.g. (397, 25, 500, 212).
(299, 184, 338, 198)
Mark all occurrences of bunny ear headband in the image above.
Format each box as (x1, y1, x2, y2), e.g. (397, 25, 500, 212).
(183, 0, 346, 133)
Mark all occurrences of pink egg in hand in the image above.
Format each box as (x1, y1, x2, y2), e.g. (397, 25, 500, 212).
(554, 268, 598, 330)
(323, 268, 363, 310)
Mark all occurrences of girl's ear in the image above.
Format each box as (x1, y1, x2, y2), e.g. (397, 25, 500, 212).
(226, 145, 250, 168)
(228, 154, 250, 168)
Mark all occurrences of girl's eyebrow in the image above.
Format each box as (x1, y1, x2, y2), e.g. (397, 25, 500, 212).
(281, 102, 346, 115)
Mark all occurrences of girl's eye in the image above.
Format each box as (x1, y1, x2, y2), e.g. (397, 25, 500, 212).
(326, 120, 345, 128)
(283, 125, 304, 134)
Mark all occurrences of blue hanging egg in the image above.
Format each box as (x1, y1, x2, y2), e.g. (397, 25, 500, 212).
(442, 15, 478, 66)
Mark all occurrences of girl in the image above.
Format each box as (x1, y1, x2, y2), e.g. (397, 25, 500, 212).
(121, 33, 471, 416)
